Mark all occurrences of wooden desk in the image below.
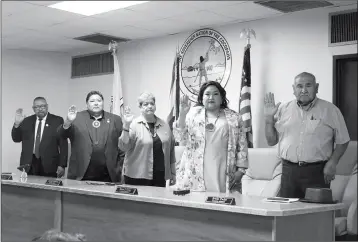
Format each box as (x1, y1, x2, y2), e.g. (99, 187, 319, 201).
(1, 176, 343, 241)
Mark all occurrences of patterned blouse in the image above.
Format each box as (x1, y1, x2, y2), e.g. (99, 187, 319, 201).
(173, 106, 248, 192)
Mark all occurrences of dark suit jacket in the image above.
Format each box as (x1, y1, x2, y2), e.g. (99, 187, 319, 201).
(11, 113, 68, 173)
(58, 110, 124, 182)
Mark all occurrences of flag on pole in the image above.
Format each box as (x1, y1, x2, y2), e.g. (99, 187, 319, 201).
(111, 49, 124, 117)
(167, 46, 180, 130)
(239, 45, 253, 148)
(109, 43, 125, 183)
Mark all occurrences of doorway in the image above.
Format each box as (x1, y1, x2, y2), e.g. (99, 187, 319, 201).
(333, 53, 358, 141)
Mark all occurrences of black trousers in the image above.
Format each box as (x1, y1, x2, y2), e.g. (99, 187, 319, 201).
(82, 166, 112, 182)
(279, 159, 330, 198)
(124, 171, 166, 187)
(28, 155, 57, 178)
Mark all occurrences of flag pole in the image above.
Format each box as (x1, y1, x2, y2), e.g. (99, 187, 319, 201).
(109, 40, 118, 115)
(109, 40, 125, 117)
(240, 28, 256, 48)
(239, 27, 255, 147)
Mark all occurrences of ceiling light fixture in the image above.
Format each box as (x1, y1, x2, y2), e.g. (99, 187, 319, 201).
(48, 1, 149, 16)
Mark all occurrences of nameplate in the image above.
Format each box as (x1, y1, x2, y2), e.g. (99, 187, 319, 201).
(173, 189, 190, 196)
(205, 196, 236, 205)
(115, 186, 138, 195)
(45, 179, 63, 186)
(1, 174, 13, 180)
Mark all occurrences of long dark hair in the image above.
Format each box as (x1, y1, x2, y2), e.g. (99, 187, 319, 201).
(197, 81, 229, 109)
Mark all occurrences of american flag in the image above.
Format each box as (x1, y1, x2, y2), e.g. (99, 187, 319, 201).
(167, 46, 180, 131)
(239, 45, 253, 148)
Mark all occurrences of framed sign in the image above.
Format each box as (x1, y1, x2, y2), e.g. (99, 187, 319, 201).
(179, 28, 232, 102)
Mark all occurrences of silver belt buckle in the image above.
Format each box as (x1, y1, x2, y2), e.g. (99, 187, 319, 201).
(298, 161, 305, 166)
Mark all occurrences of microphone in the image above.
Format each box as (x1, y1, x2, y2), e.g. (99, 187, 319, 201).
(17, 164, 30, 172)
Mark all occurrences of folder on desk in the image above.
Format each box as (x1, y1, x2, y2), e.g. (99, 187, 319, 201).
(264, 197, 299, 203)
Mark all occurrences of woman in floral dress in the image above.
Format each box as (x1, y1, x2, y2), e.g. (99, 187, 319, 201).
(173, 81, 248, 193)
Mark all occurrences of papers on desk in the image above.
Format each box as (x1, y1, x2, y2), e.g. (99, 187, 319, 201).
(1, 172, 14, 180)
(263, 197, 299, 203)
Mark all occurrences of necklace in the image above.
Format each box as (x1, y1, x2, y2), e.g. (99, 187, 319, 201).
(147, 124, 157, 137)
(205, 110, 221, 132)
(92, 117, 101, 128)
(147, 119, 157, 138)
(150, 126, 157, 137)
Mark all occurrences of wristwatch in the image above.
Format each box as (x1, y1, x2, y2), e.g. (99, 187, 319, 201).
(238, 168, 247, 174)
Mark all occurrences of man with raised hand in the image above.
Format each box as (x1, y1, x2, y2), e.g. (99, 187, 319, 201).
(264, 72, 350, 198)
(12, 97, 68, 178)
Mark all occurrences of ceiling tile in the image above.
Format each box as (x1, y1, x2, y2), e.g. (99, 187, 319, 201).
(1, 1, 39, 17)
(209, 2, 281, 19)
(20, 46, 71, 53)
(1, 35, 43, 49)
(4, 4, 85, 29)
(102, 25, 160, 40)
(1, 23, 29, 37)
(1, 0, 294, 52)
(7, 29, 63, 45)
(175, 1, 248, 10)
(133, 18, 198, 35)
(125, 1, 198, 18)
(38, 17, 112, 38)
(167, 11, 238, 27)
(25, 1, 62, 6)
(92, 8, 159, 26)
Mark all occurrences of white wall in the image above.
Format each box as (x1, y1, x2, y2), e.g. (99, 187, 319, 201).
(69, 74, 113, 112)
(115, 5, 357, 148)
(1, 50, 71, 172)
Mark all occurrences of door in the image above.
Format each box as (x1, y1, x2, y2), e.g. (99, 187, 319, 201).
(333, 54, 358, 141)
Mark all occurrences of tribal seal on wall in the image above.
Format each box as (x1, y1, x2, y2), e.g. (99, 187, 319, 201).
(179, 28, 232, 102)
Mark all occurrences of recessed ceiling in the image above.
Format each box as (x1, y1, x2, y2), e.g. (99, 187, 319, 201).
(1, 0, 356, 54)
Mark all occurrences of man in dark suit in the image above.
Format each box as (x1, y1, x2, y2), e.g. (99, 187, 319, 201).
(58, 91, 125, 182)
(11, 97, 68, 177)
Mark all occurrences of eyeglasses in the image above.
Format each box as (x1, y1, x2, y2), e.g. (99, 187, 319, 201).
(33, 105, 47, 109)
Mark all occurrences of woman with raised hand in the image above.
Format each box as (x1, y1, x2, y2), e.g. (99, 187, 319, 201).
(173, 81, 248, 193)
(119, 92, 176, 187)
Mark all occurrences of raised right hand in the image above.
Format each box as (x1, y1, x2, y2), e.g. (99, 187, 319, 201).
(123, 106, 134, 128)
(67, 105, 77, 122)
(179, 95, 191, 116)
(14, 108, 26, 126)
(264, 92, 281, 119)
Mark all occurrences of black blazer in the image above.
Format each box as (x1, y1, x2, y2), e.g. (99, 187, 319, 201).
(11, 113, 68, 173)
(58, 110, 124, 182)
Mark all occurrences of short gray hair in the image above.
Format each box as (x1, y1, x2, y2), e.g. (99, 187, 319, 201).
(294, 72, 316, 83)
(138, 92, 156, 107)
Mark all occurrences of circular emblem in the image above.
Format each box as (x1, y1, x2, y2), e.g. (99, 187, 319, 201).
(92, 120, 101, 128)
(179, 28, 232, 102)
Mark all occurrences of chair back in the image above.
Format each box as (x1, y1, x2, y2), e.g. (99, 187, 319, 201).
(242, 148, 282, 197)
